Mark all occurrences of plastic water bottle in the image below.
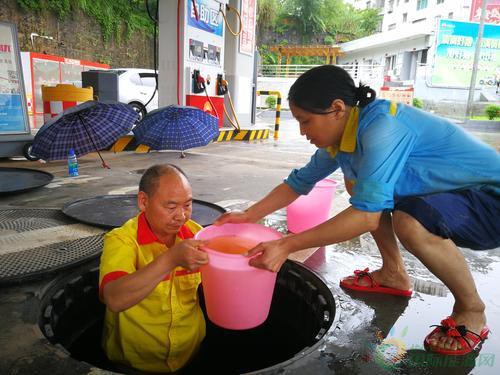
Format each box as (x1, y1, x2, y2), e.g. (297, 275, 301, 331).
(68, 148, 79, 177)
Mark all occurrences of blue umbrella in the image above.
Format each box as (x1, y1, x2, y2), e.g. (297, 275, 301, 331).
(132, 105, 219, 155)
(32, 101, 138, 168)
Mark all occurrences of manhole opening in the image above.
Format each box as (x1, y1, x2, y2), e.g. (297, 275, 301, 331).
(39, 262, 335, 374)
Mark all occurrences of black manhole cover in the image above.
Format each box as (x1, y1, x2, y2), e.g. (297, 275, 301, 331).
(0, 208, 105, 286)
(40, 261, 336, 374)
(62, 195, 226, 228)
(0, 167, 54, 195)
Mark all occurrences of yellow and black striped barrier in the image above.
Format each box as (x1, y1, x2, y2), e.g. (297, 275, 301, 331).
(256, 90, 281, 140)
(107, 135, 150, 153)
(216, 128, 270, 142)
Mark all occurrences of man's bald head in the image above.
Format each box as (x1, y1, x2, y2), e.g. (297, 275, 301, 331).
(139, 164, 188, 196)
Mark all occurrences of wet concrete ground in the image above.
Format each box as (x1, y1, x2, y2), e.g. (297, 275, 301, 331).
(0, 112, 499, 374)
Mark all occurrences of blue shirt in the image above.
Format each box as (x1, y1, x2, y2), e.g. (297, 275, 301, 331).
(285, 99, 500, 212)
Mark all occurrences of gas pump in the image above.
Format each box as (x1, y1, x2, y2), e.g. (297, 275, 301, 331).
(159, 0, 228, 127)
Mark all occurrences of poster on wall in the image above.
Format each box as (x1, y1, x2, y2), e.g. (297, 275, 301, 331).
(470, 0, 500, 25)
(239, 0, 256, 56)
(0, 22, 29, 134)
(431, 19, 500, 88)
(188, 0, 224, 37)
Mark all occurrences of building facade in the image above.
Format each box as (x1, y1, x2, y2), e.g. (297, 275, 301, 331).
(338, 0, 498, 102)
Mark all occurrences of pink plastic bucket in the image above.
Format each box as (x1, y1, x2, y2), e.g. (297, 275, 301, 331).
(286, 178, 337, 233)
(195, 223, 282, 330)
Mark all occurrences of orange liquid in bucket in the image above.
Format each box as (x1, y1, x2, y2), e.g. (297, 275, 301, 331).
(206, 235, 258, 254)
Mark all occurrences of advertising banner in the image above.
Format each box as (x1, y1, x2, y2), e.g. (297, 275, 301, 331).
(431, 19, 500, 88)
(188, 0, 224, 37)
(239, 0, 256, 55)
(470, 0, 500, 25)
(0, 22, 29, 134)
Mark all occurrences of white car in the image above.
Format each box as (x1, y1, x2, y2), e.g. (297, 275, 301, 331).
(109, 68, 158, 120)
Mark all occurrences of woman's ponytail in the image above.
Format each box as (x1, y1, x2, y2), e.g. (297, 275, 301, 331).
(355, 83, 376, 108)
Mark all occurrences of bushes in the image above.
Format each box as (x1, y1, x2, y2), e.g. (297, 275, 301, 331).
(484, 104, 500, 120)
(412, 97, 424, 109)
(265, 96, 277, 109)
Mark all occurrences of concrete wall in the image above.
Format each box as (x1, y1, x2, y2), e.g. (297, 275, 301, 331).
(0, 1, 154, 68)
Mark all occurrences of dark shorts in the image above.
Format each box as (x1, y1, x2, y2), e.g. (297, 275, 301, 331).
(394, 189, 500, 250)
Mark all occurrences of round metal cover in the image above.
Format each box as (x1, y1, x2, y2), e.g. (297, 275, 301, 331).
(0, 208, 105, 285)
(62, 195, 226, 229)
(0, 167, 53, 195)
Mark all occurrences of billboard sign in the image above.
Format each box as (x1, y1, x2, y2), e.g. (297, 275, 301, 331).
(431, 19, 500, 88)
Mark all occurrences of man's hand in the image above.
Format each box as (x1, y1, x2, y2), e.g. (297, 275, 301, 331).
(170, 239, 209, 271)
(213, 210, 255, 226)
(246, 238, 291, 273)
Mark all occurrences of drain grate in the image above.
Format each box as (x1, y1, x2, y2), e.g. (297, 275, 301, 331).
(0, 209, 72, 233)
(0, 209, 105, 285)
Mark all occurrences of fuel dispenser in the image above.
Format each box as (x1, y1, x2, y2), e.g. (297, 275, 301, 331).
(159, 0, 227, 127)
(159, 0, 257, 132)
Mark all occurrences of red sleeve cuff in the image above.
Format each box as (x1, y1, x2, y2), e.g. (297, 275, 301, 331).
(99, 271, 129, 300)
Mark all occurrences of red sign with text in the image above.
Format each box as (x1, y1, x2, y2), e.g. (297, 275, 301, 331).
(470, 0, 500, 24)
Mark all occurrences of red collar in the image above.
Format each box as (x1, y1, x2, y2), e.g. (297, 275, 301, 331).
(137, 212, 195, 245)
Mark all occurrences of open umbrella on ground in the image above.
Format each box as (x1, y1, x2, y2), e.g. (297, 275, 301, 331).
(132, 105, 219, 157)
(32, 101, 139, 168)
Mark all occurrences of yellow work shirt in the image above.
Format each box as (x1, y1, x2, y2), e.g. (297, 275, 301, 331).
(99, 213, 205, 373)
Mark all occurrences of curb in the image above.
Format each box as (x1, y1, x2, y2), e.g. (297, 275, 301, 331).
(216, 128, 270, 142)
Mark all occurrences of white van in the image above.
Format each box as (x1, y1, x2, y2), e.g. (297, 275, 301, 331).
(109, 68, 158, 120)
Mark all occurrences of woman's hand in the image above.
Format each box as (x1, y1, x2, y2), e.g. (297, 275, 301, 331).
(245, 238, 291, 273)
(213, 210, 255, 226)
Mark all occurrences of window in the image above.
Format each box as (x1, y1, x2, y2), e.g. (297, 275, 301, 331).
(420, 48, 428, 64)
(437, 0, 444, 4)
(403, 13, 408, 22)
(448, 12, 453, 19)
(417, 0, 428, 10)
(388, 0, 394, 12)
(388, 23, 397, 30)
(385, 55, 396, 72)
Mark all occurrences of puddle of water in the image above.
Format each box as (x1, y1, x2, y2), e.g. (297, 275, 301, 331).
(225, 180, 500, 374)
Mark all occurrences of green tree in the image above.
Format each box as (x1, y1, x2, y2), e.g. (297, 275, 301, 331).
(257, 0, 279, 35)
(321, 1, 381, 40)
(281, 0, 326, 35)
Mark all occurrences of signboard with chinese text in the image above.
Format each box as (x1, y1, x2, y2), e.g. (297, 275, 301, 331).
(431, 19, 500, 88)
(0, 22, 29, 134)
(470, 0, 500, 25)
(239, 0, 256, 55)
(188, 0, 224, 37)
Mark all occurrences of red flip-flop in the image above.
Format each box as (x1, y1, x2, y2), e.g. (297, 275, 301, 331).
(339, 268, 412, 297)
(424, 316, 490, 356)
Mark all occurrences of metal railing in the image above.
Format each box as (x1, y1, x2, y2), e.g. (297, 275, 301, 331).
(257, 64, 384, 79)
(256, 90, 282, 140)
(258, 64, 385, 84)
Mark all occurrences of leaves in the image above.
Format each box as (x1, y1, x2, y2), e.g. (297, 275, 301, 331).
(16, 0, 154, 42)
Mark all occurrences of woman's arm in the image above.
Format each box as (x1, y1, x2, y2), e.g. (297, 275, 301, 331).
(215, 183, 300, 224)
(246, 183, 300, 221)
(247, 206, 382, 272)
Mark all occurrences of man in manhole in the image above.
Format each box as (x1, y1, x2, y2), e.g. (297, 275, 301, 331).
(99, 164, 208, 373)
